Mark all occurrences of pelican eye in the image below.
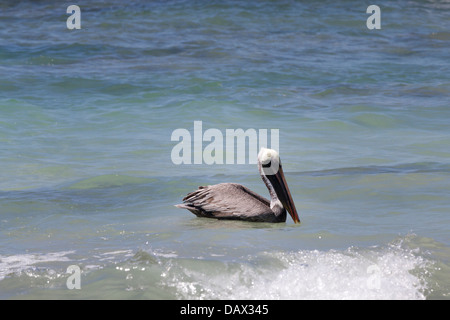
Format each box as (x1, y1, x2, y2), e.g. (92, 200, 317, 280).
(262, 161, 272, 168)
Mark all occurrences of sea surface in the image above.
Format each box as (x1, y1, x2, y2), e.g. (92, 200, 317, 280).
(1, 0, 449, 299)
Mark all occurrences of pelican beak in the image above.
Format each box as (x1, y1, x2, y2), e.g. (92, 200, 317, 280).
(267, 163, 300, 224)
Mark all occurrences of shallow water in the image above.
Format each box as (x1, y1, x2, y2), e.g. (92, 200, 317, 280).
(0, 0, 449, 299)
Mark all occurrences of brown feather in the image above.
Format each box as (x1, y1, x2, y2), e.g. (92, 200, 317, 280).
(175, 183, 284, 222)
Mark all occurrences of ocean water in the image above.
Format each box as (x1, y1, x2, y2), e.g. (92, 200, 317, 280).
(0, 0, 449, 300)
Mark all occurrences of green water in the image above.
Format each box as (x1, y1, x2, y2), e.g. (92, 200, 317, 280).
(0, 0, 449, 299)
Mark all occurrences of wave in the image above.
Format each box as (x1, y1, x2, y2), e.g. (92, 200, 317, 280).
(160, 237, 432, 300)
(0, 251, 74, 282)
(293, 162, 450, 177)
(0, 235, 444, 299)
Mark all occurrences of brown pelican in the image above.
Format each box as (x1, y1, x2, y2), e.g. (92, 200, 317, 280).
(175, 148, 300, 223)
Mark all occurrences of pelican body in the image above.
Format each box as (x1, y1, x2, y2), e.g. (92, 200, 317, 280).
(175, 148, 300, 223)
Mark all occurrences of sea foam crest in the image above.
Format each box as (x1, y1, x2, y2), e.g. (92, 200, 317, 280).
(164, 243, 430, 300)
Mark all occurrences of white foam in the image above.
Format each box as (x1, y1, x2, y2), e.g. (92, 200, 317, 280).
(0, 251, 73, 281)
(164, 243, 430, 300)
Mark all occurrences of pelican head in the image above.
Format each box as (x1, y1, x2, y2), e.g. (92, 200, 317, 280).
(258, 148, 300, 224)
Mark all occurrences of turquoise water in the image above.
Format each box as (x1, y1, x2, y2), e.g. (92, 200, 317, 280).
(1, 0, 449, 299)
